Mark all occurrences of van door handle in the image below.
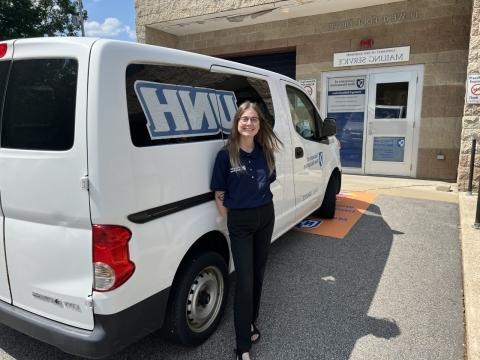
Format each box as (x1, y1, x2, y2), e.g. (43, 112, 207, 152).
(295, 147, 304, 159)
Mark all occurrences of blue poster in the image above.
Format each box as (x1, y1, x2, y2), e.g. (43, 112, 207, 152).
(327, 76, 366, 168)
(373, 137, 405, 162)
(327, 112, 364, 168)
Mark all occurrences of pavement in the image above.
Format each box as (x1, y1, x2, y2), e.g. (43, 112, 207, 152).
(0, 173, 474, 360)
(342, 174, 479, 360)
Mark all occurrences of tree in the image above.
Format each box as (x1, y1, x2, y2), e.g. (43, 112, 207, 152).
(0, 0, 87, 41)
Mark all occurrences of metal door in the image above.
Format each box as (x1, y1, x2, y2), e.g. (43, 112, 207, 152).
(364, 70, 418, 176)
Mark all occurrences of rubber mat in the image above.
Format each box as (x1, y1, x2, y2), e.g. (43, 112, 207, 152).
(293, 191, 377, 239)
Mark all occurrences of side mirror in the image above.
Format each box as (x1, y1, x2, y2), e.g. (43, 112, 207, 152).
(322, 117, 336, 138)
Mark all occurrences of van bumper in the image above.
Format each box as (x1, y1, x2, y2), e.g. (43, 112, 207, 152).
(0, 288, 170, 359)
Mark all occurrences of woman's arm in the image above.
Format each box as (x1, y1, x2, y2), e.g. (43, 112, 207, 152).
(215, 191, 228, 218)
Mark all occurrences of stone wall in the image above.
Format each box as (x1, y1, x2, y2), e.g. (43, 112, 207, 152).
(138, 0, 472, 181)
(458, 0, 480, 191)
(135, 0, 280, 43)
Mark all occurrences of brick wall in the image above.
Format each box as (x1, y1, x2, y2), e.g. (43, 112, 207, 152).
(138, 0, 472, 181)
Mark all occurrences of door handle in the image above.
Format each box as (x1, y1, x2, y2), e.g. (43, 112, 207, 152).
(295, 147, 304, 159)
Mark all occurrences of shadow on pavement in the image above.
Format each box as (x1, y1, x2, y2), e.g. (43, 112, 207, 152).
(0, 202, 399, 360)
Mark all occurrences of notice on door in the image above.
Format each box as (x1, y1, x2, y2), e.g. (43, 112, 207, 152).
(373, 137, 405, 162)
(327, 76, 366, 168)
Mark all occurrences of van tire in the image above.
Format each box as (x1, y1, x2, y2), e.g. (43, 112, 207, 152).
(164, 251, 229, 346)
(317, 175, 337, 219)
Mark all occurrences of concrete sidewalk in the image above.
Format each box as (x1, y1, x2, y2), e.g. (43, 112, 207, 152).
(342, 174, 479, 360)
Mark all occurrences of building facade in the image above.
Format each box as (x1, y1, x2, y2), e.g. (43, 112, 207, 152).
(135, 0, 480, 188)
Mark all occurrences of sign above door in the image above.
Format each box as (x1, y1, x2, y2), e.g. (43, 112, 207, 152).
(333, 47, 410, 68)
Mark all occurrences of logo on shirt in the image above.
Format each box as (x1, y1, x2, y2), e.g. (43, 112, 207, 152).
(230, 165, 246, 173)
(135, 81, 238, 140)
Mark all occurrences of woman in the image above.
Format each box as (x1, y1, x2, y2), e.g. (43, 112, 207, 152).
(210, 101, 283, 360)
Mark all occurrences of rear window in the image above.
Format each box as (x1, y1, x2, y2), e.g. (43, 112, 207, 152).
(1, 59, 78, 150)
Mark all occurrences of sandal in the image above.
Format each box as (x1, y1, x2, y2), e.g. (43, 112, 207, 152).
(251, 323, 261, 344)
(235, 349, 250, 360)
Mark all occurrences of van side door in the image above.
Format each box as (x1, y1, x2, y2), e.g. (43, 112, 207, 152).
(281, 81, 330, 220)
(210, 66, 296, 238)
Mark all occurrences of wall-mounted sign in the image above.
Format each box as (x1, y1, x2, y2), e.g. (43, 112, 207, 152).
(466, 74, 480, 104)
(299, 79, 317, 103)
(333, 47, 410, 68)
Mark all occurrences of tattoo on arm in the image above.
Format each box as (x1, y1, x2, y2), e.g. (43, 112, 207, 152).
(216, 192, 225, 202)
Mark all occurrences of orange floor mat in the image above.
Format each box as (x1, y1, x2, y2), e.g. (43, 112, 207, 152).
(293, 192, 377, 239)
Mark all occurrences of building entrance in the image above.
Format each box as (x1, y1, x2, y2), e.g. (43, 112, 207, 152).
(322, 65, 423, 177)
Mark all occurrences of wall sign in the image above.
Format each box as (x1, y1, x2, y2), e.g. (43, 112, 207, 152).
(466, 74, 480, 104)
(333, 47, 410, 68)
(299, 79, 317, 103)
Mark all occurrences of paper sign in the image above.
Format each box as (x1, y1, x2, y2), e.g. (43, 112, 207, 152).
(466, 74, 480, 104)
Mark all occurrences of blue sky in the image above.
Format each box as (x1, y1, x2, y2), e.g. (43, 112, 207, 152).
(83, 0, 136, 41)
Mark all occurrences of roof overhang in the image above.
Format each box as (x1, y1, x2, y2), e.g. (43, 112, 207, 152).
(149, 0, 407, 36)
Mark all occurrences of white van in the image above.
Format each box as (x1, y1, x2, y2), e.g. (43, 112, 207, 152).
(0, 38, 341, 358)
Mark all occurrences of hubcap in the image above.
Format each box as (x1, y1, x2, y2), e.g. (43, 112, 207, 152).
(186, 265, 224, 333)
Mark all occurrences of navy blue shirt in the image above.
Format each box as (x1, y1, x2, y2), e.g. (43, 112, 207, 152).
(210, 144, 276, 209)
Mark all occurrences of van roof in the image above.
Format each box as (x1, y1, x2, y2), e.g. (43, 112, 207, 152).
(9, 37, 297, 83)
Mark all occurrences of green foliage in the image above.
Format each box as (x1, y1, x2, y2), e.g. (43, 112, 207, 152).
(0, 0, 87, 40)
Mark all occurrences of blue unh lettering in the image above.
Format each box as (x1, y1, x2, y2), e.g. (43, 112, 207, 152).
(134, 81, 237, 140)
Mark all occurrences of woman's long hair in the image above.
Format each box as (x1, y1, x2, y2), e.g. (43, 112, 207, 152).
(226, 101, 283, 175)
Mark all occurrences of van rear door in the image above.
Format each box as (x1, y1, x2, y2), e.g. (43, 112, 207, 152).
(0, 41, 14, 304)
(0, 39, 94, 330)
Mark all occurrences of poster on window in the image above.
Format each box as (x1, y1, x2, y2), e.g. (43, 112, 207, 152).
(373, 137, 405, 162)
(327, 76, 366, 168)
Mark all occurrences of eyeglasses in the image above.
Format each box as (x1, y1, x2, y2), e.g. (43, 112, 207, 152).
(239, 116, 259, 123)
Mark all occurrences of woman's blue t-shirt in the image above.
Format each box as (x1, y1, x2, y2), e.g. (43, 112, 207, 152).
(210, 144, 276, 209)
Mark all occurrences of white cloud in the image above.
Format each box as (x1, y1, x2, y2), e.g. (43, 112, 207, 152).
(84, 17, 136, 41)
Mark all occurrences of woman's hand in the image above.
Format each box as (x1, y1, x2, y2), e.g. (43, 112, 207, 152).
(215, 191, 228, 218)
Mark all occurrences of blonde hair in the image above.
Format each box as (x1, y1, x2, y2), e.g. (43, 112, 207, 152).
(226, 101, 283, 175)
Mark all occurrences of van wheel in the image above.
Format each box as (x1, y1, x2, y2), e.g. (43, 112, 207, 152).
(164, 251, 229, 346)
(317, 175, 338, 219)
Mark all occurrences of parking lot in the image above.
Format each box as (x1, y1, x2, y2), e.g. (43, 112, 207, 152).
(0, 182, 464, 360)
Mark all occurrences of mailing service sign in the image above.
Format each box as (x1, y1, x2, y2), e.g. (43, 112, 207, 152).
(333, 47, 410, 68)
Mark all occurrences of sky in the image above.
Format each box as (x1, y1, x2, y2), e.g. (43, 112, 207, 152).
(82, 0, 136, 42)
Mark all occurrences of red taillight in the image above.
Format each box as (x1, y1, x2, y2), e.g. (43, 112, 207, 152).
(0, 44, 7, 58)
(92, 225, 135, 292)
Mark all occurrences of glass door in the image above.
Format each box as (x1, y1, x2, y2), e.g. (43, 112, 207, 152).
(364, 71, 417, 176)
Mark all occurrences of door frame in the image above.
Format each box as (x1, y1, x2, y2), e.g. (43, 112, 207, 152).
(320, 64, 424, 177)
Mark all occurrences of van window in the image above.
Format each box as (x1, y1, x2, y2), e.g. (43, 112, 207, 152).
(1, 59, 78, 150)
(0, 61, 10, 124)
(286, 85, 320, 141)
(126, 64, 275, 147)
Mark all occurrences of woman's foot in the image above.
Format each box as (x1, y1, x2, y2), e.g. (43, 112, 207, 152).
(251, 323, 261, 344)
(235, 350, 251, 360)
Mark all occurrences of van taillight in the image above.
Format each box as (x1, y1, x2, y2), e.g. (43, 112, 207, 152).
(0, 44, 7, 58)
(92, 225, 135, 292)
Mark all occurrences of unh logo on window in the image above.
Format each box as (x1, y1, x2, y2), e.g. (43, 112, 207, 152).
(135, 81, 238, 140)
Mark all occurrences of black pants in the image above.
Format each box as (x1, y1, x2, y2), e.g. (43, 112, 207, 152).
(227, 202, 275, 353)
